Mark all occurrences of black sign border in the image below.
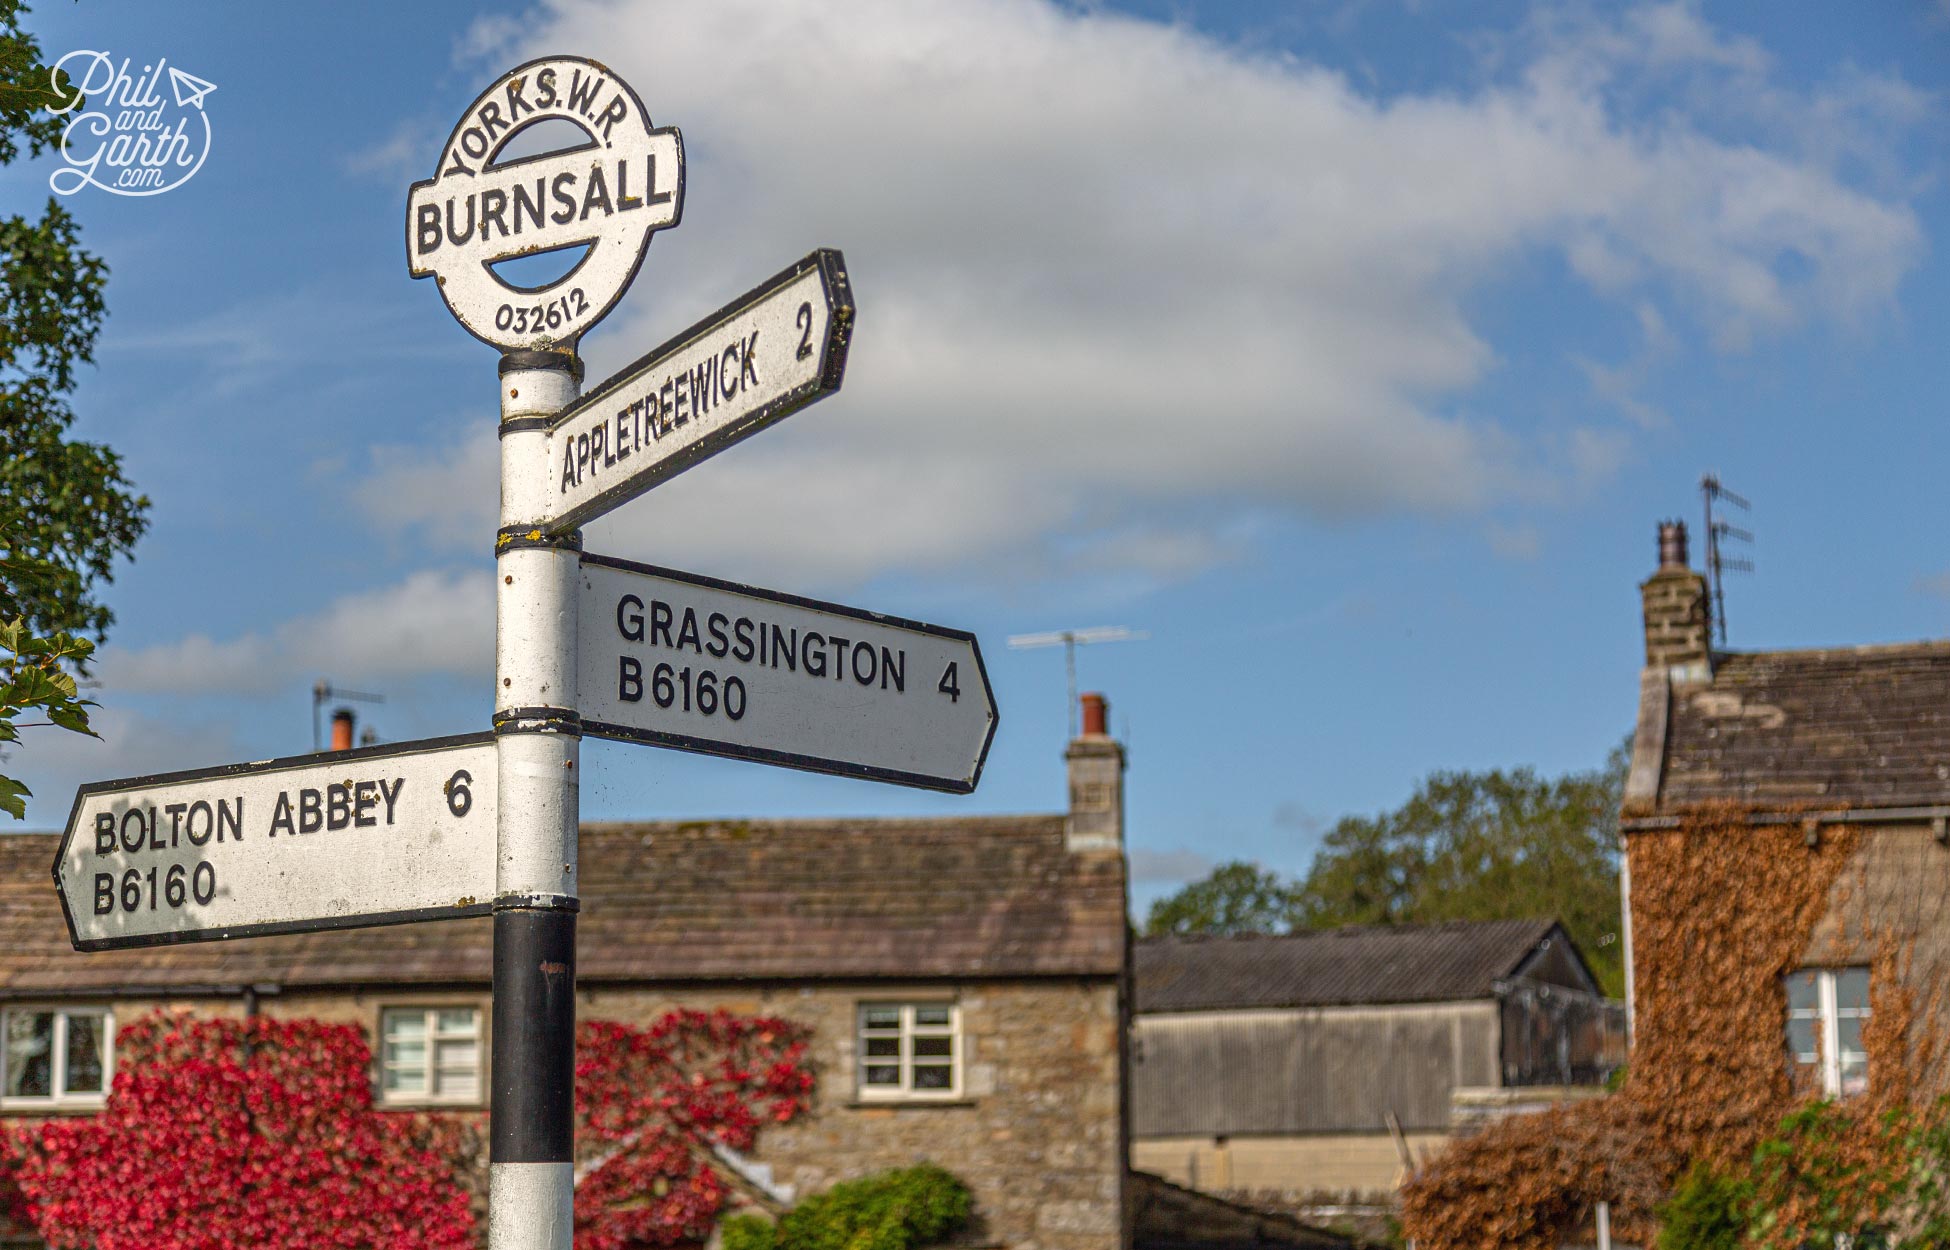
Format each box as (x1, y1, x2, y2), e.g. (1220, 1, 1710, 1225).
(577, 553, 997, 795)
(545, 247, 855, 534)
(53, 732, 498, 953)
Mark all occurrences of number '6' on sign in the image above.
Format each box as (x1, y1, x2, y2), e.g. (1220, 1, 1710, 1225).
(445, 770, 474, 818)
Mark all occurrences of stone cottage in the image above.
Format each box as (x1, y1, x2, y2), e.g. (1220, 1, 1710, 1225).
(1621, 519, 1950, 1128)
(0, 701, 1132, 1249)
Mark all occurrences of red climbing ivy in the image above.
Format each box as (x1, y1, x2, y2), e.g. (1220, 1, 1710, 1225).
(0, 1130, 28, 1235)
(574, 1011, 815, 1250)
(8, 1013, 476, 1250)
(0, 1007, 815, 1250)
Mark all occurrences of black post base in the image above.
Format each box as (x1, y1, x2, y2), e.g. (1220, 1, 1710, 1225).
(490, 906, 577, 1163)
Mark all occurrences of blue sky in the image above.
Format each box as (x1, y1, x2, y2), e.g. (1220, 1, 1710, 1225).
(6, 0, 1949, 917)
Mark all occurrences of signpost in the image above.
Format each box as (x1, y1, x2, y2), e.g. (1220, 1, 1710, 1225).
(535, 249, 853, 534)
(57, 48, 996, 1250)
(53, 735, 496, 951)
(578, 554, 995, 793)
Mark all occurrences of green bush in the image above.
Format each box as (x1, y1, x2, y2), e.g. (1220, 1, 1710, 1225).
(1656, 1161, 1752, 1250)
(722, 1212, 778, 1250)
(727, 1165, 973, 1250)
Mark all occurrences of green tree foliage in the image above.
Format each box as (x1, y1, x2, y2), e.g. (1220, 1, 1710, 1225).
(1142, 745, 1629, 994)
(0, 1, 150, 815)
(1292, 750, 1628, 993)
(721, 1165, 973, 1250)
(0, 621, 94, 816)
(1142, 860, 1292, 937)
(2, 1, 148, 644)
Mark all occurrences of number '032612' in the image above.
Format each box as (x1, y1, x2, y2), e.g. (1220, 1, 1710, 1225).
(495, 287, 589, 334)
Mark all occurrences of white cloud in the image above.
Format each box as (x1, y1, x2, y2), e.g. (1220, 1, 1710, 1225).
(1128, 848, 1217, 884)
(1573, 300, 1675, 429)
(343, 117, 440, 182)
(452, 13, 524, 68)
(349, 0, 1924, 596)
(1486, 521, 1543, 561)
(99, 569, 493, 697)
(1915, 572, 1950, 600)
(110, 285, 462, 399)
(355, 422, 500, 552)
(1272, 802, 1328, 837)
(6, 708, 243, 829)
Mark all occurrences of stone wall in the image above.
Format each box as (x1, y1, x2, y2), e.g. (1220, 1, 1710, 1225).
(581, 979, 1125, 1250)
(1802, 821, 1950, 1098)
(1131, 1131, 1445, 1195)
(5, 978, 1124, 1250)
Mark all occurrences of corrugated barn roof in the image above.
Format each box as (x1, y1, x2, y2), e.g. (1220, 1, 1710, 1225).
(1134, 917, 1563, 1012)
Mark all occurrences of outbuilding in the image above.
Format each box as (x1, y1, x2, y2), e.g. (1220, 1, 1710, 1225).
(1131, 918, 1622, 1199)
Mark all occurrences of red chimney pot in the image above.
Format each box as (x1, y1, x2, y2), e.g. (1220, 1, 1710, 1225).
(330, 708, 355, 752)
(1080, 692, 1108, 737)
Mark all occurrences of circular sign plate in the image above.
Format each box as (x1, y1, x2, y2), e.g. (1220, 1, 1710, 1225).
(406, 56, 684, 352)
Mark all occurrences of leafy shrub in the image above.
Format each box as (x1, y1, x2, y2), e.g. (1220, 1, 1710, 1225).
(1655, 1162, 1751, 1250)
(722, 1212, 778, 1250)
(725, 1165, 973, 1250)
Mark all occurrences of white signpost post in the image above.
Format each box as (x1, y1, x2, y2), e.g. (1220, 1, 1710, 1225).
(55, 50, 996, 1250)
(53, 736, 497, 950)
(578, 554, 996, 793)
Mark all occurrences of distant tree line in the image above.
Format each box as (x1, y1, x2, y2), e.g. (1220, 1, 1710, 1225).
(1144, 745, 1629, 995)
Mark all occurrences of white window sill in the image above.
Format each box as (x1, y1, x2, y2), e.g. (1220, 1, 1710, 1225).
(1, 1097, 107, 1115)
(848, 1096, 974, 1109)
(377, 1095, 484, 1110)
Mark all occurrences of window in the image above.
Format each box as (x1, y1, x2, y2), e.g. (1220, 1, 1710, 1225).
(1, 1007, 112, 1108)
(857, 1003, 961, 1100)
(379, 1006, 481, 1104)
(1786, 968, 1869, 1097)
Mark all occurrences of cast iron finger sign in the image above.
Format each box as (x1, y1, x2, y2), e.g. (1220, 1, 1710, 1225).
(406, 55, 684, 351)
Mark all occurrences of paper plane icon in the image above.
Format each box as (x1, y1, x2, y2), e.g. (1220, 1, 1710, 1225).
(168, 67, 217, 110)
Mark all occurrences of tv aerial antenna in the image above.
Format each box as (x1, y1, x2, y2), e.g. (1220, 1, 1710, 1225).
(1701, 474, 1753, 646)
(1006, 626, 1146, 737)
(311, 679, 385, 752)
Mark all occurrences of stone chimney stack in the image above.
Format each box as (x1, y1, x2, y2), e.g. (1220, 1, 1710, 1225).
(1641, 520, 1713, 681)
(1065, 692, 1125, 852)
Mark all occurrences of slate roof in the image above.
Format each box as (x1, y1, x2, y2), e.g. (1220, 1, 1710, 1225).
(0, 818, 1125, 994)
(1639, 641, 1950, 813)
(1133, 917, 1564, 1013)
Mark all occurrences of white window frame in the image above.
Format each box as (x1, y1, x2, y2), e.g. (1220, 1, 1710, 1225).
(0, 1005, 114, 1109)
(1787, 967, 1869, 1098)
(856, 1002, 962, 1102)
(377, 1005, 483, 1106)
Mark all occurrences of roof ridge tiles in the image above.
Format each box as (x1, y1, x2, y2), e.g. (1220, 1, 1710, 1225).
(1139, 916, 1554, 947)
